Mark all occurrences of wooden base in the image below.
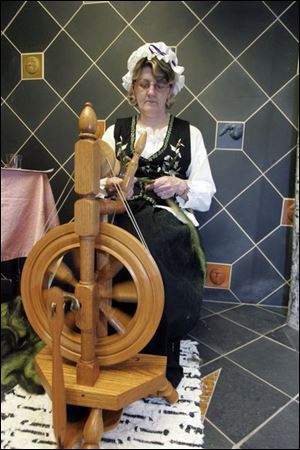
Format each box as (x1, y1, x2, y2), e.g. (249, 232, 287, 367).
(35, 347, 178, 448)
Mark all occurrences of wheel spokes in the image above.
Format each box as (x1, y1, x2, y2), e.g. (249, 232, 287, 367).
(99, 302, 132, 334)
(111, 281, 138, 303)
(98, 280, 138, 303)
(97, 256, 123, 280)
(47, 259, 78, 287)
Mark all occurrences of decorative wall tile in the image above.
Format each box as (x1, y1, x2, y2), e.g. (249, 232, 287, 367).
(21, 53, 43, 79)
(216, 122, 244, 149)
(205, 263, 231, 289)
(1, 1, 298, 307)
(281, 198, 296, 226)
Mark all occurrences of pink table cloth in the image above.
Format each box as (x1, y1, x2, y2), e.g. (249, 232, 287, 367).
(1, 168, 60, 261)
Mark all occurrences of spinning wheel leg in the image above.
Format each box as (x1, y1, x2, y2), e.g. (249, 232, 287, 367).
(81, 409, 103, 449)
(156, 379, 179, 404)
(62, 416, 88, 449)
(59, 408, 123, 449)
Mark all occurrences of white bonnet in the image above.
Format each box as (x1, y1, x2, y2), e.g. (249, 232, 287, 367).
(122, 42, 185, 96)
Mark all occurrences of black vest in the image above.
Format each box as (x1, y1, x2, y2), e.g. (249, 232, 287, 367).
(114, 115, 191, 205)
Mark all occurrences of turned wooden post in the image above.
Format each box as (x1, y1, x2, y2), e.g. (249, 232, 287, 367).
(120, 131, 146, 194)
(74, 102, 101, 385)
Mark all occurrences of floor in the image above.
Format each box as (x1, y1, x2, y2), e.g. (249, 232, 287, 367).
(187, 300, 299, 449)
(2, 269, 299, 449)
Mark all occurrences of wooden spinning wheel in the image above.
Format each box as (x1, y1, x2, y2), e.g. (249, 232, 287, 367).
(21, 221, 164, 366)
(20, 102, 178, 449)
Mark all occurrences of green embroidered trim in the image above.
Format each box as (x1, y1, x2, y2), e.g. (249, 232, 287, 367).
(138, 177, 154, 185)
(131, 192, 156, 205)
(130, 115, 175, 160)
(131, 178, 157, 205)
(129, 116, 137, 156)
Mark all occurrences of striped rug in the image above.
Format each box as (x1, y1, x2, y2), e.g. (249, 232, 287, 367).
(1, 340, 204, 449)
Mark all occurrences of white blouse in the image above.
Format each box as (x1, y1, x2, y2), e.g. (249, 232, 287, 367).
(100, 122, 216, 226)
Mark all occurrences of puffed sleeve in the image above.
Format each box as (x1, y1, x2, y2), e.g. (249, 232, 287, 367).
(176, 125, 216, 212)
(101, 124, 116, 149)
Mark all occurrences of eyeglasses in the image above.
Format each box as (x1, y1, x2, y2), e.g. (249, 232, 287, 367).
(136, 79, 171, 93)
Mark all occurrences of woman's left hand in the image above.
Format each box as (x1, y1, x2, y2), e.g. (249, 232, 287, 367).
(145, 176, 188, 199)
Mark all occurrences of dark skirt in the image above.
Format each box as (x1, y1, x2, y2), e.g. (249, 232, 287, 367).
(113, 199, 205, 359)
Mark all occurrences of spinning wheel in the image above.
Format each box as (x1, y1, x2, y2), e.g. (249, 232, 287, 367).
(21, 221, 164, 366)
(20, 102, 178, 449)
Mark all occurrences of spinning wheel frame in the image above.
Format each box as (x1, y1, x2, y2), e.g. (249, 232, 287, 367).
(19, 102, 177, 449)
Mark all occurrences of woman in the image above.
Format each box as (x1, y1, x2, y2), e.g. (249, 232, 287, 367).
(101, 42, 216, 387)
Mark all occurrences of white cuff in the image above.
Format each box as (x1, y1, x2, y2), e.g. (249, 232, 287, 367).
(96, 178, 108, 198)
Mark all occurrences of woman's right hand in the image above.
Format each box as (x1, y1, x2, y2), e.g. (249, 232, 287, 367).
(105, 177, 136, 199)
(105, 177, 122, 196)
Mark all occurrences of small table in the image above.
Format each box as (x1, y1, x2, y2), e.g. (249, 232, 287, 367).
(1, 168, 60, 262)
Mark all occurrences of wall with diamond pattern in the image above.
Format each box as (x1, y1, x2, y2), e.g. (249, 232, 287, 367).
(1, 1, 298, 307)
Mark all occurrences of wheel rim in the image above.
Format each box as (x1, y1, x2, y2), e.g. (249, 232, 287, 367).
(21, 223, 164, 366)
